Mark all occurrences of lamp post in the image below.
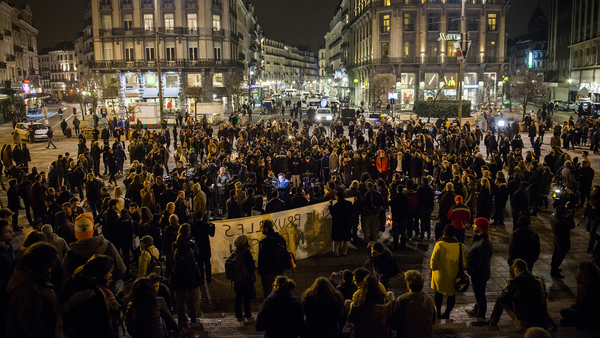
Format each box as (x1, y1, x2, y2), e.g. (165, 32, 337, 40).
(457, 0, 466, 127)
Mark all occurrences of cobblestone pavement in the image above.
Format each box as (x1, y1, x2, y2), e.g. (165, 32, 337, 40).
(3, 107, 598, 337)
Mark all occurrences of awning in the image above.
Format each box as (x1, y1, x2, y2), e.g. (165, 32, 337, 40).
(163, 88, 179, 97)
(143, 88, 159, 98)
(25, 93, 51, 99)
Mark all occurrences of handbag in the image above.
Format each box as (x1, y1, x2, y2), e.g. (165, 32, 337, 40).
(455, 243, 470, 292)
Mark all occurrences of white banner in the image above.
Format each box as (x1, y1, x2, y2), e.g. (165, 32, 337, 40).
(210, 200, 338, 274)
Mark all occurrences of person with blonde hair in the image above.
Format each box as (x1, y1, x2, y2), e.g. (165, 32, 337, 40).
(114, 186, 125, 212)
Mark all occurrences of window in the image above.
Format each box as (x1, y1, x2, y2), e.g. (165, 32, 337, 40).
(144, 14, 154, 31)
(467, 13, 478, 31)
(102, 15, 112, 30)
(383, 0, 390, 5)
(381, 42, 390, 58)
(447, 41, 458, 57)
(166, 41, 175, 61)
(426, 41, 438, 57)
(164, 13, 174, 31)
(125, 73, 138, 89)
(145, 42, 155, 61)
(187, 13, 197, 30)
(146, 74, 157, 88)
(427, 12, 440, 31)
(213, 15, 221, 31)
(124, 41, 134, 61)
(188, 73, 202, 87)
(487, 14, 497, 31)
(103, 42, 113, 60)
(486, 41, 496, 59)
(189, 41, 198, 60)
(123, 14, 133, 30)
(213, 73, 224, 87)
(381, 15, 391, 33)
(404, 41, 414, 58)
(403, 13, 415, 31)
(448, 12, 459, 31)
(213, 41, 222, 60)
(165, 74, 178, 88)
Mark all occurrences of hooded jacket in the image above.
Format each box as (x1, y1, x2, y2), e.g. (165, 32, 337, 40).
(255, 288, 305, 338)
(5, 267, 57, 338)
(508, 221, 540, 268)
(467, 233, 493, 281)
(62, 235, 126, 280)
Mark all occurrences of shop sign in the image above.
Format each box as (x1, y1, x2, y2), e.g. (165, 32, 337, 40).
(22, 80, 30, 94)
(438, 33, 462, 41)
(464, 84, 479, 89)
(446, 79, 456, 88)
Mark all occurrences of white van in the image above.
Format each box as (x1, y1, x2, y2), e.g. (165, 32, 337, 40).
(284, 89, 298, 96)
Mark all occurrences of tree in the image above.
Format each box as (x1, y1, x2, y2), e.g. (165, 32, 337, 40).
(478, 76, 498, 114)
(368, 75, 395, 111)
(508, 70, 546, 120)
(102, 76, 120, 115)
(427, 81, 448, 123)
(223, 71, 244, 114)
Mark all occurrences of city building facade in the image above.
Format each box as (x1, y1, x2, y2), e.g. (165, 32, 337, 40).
(566, 0, 600, 102)
(89, 0, 257, 117)
(261, 38, 318, 95)
(507, 7, 548, 73)
(323, 0, 350, 101)
(331, 0, 507, 109)
(74, 2, 95, 83)
(0, 2, 40, 122)
(39, 42, 78, 100)
(547, 0, 573, 101)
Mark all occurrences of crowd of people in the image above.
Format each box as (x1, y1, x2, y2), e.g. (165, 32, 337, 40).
(0, 106, 599, 338)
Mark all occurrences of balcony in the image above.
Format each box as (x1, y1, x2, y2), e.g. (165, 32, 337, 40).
(120, 1, 133, 9)
(162, 0, 175, 9)
(0, 62, 6, 69)
(99, 29, 112, 37)
(212, 1, 222, 11)
(141, 1, 153, 9)
(99, 2, 112, 11)
(212, 28, 225, 37)
(5, 55, 15, 62)
(3, 30, 10, 37)
(89, 58, 245, 71)
(133, 27, 155, 35)
(426, 56, 439, 64)
(184, 0, 198, 9)
(28, 46, 33, 52)
(185, 27, 199, 35)
(446, 56, 458, 64)
(13, 45, 23, 54)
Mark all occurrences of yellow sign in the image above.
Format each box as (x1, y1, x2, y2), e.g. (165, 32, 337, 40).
(447, 79, 456, 87)
(438, 33, 461, 41)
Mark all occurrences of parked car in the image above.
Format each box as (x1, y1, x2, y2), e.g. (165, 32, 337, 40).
(365, 112, 391, 129)
(558, 101, 577, 111)
(590, 103, 600, 117)
(15, 122, 48, 142)
(26, 108, 39, 115)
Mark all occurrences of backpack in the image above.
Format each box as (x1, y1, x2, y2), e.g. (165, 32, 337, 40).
(225, 250, 248, 282)
(173, 245, 199, 276)
(144, 248, 162, 276)
(272, 241, 294, 271)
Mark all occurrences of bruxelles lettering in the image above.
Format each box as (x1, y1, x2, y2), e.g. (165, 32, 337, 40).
(222, 209, 330, 237)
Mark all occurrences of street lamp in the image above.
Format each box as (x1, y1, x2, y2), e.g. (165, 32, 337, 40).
(568, 79, 573, 84)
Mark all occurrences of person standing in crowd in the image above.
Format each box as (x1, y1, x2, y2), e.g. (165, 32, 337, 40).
(5, 243, 59, 338)
(508, 216, 540, 271)
(256, 275, 305, 338)
(362, 181, 383, 242)
(550, 205, 576, 278)
(125, 277, 179, 338)
(301, 277, 344, 338)
(230, 235, 256, 320)
(347, 274, 392, 338)
(465, 217, 493, 323)
(430, 224, 467, 320)
(511, 182, 531, 229)
(560, 261, 600, 329)
(330, 190, 352, 256)
(447, 195, 470, 243)
(170, 223, 203, 327)
(258, 219, 287, 299)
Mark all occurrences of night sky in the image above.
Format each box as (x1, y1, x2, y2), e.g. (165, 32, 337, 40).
(18, 0, 548, 53)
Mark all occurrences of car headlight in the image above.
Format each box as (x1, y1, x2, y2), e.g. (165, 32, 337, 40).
(326, 116, 332, 120)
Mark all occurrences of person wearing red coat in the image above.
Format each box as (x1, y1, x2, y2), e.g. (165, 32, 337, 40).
(447, 195, 471, 243)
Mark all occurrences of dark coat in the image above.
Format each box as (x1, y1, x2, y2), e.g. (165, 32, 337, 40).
(5, 267, 57, 338)
(550, 213, 575, 247)
(367, 242, 400, 278)
(476, 187, 492, 219)
(467, 233, 493, 281)
(508, 225, 540, 269)
(438, 190, 456, 224)
(255, 288, 305, 338)
(511, 188, 530, 219)
(190, 220, 215, 259)
(125, 297, 177, 338)
(329, 198, 353, 242)
(498, 271, 549, 328)
(170, 239, 202, 290)
(102, 209, 120, 246)
(59, 276, 118, 338)
(302, 292, 344, 338)
(389, 192, 409, 223)
(258, 232, 287, 275)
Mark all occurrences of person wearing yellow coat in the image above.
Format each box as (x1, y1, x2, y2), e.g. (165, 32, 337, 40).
(430, 224, 467, 320)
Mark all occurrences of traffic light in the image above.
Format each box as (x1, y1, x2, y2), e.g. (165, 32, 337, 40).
(454, 41, 463, 60)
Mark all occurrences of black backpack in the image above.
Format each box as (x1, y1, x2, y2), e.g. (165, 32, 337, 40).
(272, 241, 292, 272)
(173, 245, 199, 276)
(144, 248, 162, 276)
(225, 250, 248, 282)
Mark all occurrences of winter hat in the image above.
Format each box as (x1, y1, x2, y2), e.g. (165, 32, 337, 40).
(234, 234, 248, 247)
(454, 195, 463, 204)
(74, 213, 94, 240)
(474, 217, 490, 233)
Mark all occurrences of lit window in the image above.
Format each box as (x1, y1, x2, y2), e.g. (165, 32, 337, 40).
(381, 15, 391, 33)
(487, 14, 497, 31)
